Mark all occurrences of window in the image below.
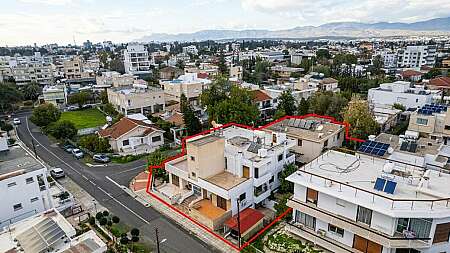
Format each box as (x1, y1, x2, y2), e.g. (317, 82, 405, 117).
(191, 172, 196, 177)
(127, 99, 131, 106)
(254, 167, 259, 178)
(122, 139, 129, 146)
(269, 176, 274, 184)
(7, 182, 17, 187)
(30, 197, 39, 203)
(243, 166, 250, 178)
(295, 210, 315, 229)
(152, 135, 162, 142)
(190, 156, 195, 161)
(306, 188, 318, 205)
(416, 118, 428, 125)
(278, 154, 283, 162)
(328, 224, 344, 237)
(433, 222, 450, 244)
(217, 196, 227, 210)
(337, 131, 341, 140)
(336, 199, 346, 208)
(239, 193, 246, 201)
(26, 177, 34, 184)
(445, 125, 450, 130)
(357, 206, 373, 226)
(396, 218, 432, 238)
(298, 139, 303, 146)
(13, 203, 23, 211)
(324, 139, 328, 147)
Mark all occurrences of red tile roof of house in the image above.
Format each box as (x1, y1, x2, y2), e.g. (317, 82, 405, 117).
(429, 77, 450, 87)
(251, 90, 272, 102)
(401, 70, 423, 78)
(99, 117, 161, 139)
(224, 208, 264, 233)
(165, 112, 185, 127)
(197, 73, 209, 79)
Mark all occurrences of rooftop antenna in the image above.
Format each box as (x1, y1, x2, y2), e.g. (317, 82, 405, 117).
(73, 35, 76, 46)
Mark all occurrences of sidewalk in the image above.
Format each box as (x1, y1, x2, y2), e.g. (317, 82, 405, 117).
(129, 172, 238, 253)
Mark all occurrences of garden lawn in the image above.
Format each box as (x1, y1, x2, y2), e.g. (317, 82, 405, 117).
(59, 108, 106, 129)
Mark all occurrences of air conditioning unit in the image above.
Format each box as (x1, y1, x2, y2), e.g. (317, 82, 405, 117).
(318, 229, 327, 237)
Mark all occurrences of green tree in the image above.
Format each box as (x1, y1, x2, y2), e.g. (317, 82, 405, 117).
(47, 120, 77, 140)
(180, 93, 188, 114)
(277, 91, 297, 116)
(253, 59, 271, 85)
(274, 194, 292, 220)
(213, 86, 259, 125)
(423, 68, 442, 79)
(312, 65, 331, 77)
(30, 103, 61, 127)
(100, 90, 108, 104)
(23, 82, 42, 101)
(218, 51, 228, 76)
(79, 135, 111, 153)
(316, 49, 331, 60)
(183, 105, 202, 135)
(309, 92, 348, 120)
(342, 97, 380, 140)
(297, 98, 309, 115)
(200, 76, 229, 121)
(278, 163, 297, 194)
(392, 103, 406, 111)
(175, 60, 185, 70)
(68, 92, 90, 108)
(148, 150, 169, 180)
(0, 82, 23, 113)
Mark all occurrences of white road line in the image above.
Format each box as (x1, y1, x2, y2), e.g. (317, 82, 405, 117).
(24, 117, 150, 225)
(105, 176, 124, 188)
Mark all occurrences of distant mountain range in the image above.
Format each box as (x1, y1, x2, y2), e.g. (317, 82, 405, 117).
(137, 17, 450, 42)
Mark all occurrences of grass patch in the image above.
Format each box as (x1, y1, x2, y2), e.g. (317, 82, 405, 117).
(59, 108, 106, 129)
(110, 222, 129, 238)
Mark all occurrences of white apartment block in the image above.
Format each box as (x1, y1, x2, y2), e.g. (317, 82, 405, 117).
(375, 50, 398, 69)
(182, 45, 198, 55)
(11, 62, 54, 86)
(397, 45, 437, 69)
(291, 50, 316, 65)
(40, 84, 67, 107)
(160, 73, 211, 106)
(287, 149, 450, 253)
(298, 73, 339, 93)
(368, 81, 441, 110)
(0, 145, 53, 229)
(266, 117, 345, 163)
(107, 83, 165, 115)
(123, 43, 151, 75)
(154, 125, 296, 230)
(96, 71, 135, 88)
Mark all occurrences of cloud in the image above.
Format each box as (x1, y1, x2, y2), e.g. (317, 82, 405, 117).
(241, 0, 450, 25)
(16, 0, 76, 5)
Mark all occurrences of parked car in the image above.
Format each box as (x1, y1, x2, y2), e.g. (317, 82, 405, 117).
(63, 144, 75, 153)
(72, 148, 84, 159)
(93, 154, 110, 163)
(13, 118, 21, 125)
(66, 105, 79, 111)
(50, 168, 65, 178)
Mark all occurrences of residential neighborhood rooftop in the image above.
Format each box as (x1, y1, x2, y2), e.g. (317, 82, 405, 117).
(204, 171, 248, 190)
(0, 145, 43, 177)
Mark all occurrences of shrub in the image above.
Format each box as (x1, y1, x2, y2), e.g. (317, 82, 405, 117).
(96, 212, 103, 220)
(120, 236, 129, 245)
(102, 210, 109, 217)
(30, 103, 61, 127)
(99, 217, 108, 226)
(112, 216, 120, 223)
(89, 217, 95, 225)
(130, 228, 140, 237)
(107, 220, 113, 227)
(131, 236, 139, 242)
(47, 120, 77, 140)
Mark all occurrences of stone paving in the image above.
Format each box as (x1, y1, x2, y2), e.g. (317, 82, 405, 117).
(128, 173, 239, 253)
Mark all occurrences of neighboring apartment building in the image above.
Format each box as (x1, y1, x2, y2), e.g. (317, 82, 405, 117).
(264, 83, 317, 106)
(99, 116, 164, 155)
(0, 209, 107, 253)
(63, 56, 83, 79)
(266, 116, 345, 163)
(154, 125, 296, 231)
(291, 50, 315, 65)
(96, 71, 135, 88)
(182, 45, 198, 55)
(397, 45, 437, 68)
(107, 84, 165, 115)
(298, 73, 339, 93)
(159, 66, 183, 80)
(251, 90, 276, 121)
(0, 145, 54, 229)
(123, 43, 151, 75)
(286, 149, 450, 253)
(161, 73, 212, 106)
(408, 104, 450, 144)
(368, 81, 441, 110)
(11, 62, 54, 86)
(39, 84, 67, 107)
(270, 66, 304, 78)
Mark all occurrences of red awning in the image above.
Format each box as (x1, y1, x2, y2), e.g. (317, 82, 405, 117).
(224, 208, 264, 233)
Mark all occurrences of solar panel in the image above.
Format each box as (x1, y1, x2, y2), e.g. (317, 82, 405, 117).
(300, 119, 307, 129)
(400, 142, 408, 151)
(304, 121, 312, 129)
(294, 119, 301, 128)
(374, 178, 386, 191)
(287, 118, 295, 127)
(377, 149, 387, 156)
(384, 180, 397, 194)
(358, 141, 389, 156)
(408, 143, 418, 153)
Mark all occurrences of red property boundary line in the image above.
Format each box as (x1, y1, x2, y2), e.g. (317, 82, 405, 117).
(144, 114, 364, 252)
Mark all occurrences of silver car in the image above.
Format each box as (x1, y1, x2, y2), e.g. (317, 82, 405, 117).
(72, 148, 84, 159)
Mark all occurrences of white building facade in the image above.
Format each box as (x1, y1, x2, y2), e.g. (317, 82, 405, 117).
(123, 44, 151, 75)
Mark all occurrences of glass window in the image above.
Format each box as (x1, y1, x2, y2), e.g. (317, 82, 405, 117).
(152, 135, 162, 142)
(13, 203, 22, 211)
(122, 139, 129, 146)
(328, 224, 344, 237)
(239, 193, 246, 201)
(357, 206, 373, 226)
(278, 154, 283, 161)
(416, 118, 428, 125)
(30, 197, 39, 203)
(7, 182, 17, 187)
(26, 177, 34, 184)
(295, 210, 315, 229)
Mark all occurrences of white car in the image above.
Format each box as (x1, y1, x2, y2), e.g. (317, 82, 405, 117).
(72, 148, 84, 159)
(13, 118, 21, 125)
(50, 168, 65, 178)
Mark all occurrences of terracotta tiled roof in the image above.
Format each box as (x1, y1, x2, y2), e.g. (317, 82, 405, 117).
(401, 70, 422, 78)
(165, 112, 185, 127)
(99, 117, 161, 139)
(251, 90, 272, 102)
(224, 208, 264, 233)
(320, 77, 338, 84)
(429, 77, 450, 87)
(197, 73, 209, 79)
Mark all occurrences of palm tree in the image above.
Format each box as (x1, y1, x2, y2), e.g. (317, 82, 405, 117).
(23, 82, 41, 101)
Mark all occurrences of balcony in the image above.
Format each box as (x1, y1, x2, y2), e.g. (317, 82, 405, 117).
(287, 198, 431, 249)
(254, 172, 272, 187)
(189, 199, 232, 230)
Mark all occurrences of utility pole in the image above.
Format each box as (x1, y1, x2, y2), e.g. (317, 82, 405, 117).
(31, 138, 37, 158)
(236, 199, 241, 248)
(155, 227, 160, 253)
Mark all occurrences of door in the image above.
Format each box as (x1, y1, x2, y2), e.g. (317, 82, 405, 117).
(217, 195, 227, 210)
(306, 188, 318, 205)
(171, 174, 179, 187)
(353, 235, 382, 253)
(243, 166, 250, 178)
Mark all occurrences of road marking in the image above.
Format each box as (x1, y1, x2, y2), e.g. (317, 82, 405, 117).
(111, 164, 146, 176)
(23, 117, 150, 225)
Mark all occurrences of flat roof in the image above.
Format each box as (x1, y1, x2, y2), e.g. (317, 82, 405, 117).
(375, 133, 440, 157)
(287, 150, 450, 215)
(0, 145, 43, 178)
(187, 135, 222, 147)
(266, 117, 343, 143)
(204, 171, 248, 190)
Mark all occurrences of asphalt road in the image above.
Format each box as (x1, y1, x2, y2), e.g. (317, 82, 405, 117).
(15, 113, 215, 253)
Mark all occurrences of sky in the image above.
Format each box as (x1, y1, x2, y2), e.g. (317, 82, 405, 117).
(1, 0, 450, 46)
